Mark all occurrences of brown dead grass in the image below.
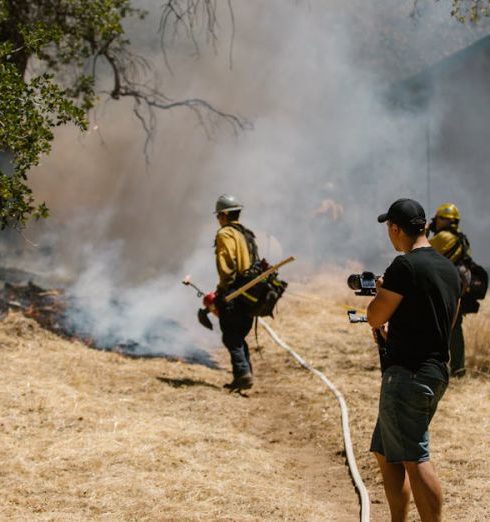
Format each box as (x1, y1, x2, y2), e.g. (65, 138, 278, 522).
(0, 274, 489, 521)
(464, 299, 490, 374)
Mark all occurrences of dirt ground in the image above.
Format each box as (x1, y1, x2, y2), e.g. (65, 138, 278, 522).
(0, 273, 489, 521)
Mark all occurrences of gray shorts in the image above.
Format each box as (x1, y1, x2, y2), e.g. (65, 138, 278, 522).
(370, 363, 447, 463)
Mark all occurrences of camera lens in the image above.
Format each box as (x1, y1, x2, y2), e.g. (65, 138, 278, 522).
(347, 274, 362, 291)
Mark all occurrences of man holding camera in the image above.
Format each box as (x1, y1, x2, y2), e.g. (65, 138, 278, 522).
(367, 198, 461, 522)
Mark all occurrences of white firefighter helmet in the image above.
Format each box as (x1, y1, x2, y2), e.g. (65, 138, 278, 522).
(214, 194, 243, 214)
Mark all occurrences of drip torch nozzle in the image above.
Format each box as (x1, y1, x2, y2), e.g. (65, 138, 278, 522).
(181, 275, 205, 297)
(182, 276, 219, 330)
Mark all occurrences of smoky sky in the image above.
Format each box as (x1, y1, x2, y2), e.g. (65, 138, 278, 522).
(1, 0, 489, 355)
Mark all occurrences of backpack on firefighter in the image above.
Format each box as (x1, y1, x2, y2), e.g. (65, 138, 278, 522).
(224, 223, 288, 317)
(444, 230, 488, 314)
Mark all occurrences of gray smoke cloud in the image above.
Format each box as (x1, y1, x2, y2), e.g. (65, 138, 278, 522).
(1, 0, 489, 358)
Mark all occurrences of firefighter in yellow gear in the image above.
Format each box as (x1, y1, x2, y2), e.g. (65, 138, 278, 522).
(429, 203, 471, 262)
(214, 194, 257, 391)
(428, 203, 469, 377)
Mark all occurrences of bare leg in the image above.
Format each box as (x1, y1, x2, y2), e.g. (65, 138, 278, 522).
(374, 452, 411, 522)
(404, 461, 442, 522)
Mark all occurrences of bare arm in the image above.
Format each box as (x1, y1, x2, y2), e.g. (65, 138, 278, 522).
(367, 278, 404, 328)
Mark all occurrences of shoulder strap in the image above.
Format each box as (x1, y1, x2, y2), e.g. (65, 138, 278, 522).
(224, 223, 259, 263)
(454, 231, 471, 263)
(458, 232, 470, 260)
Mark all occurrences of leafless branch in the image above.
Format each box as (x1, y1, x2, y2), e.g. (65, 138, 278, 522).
(100, 83, 250, 161)
(409, 0, 421, 21)
(159, 1, 235, 69)
(93, 1, 247, 162)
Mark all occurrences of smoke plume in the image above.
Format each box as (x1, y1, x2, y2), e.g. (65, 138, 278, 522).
(2, 0, 489, 358)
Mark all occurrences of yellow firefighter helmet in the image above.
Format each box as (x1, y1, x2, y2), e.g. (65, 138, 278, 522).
(435, 202, 460, 221)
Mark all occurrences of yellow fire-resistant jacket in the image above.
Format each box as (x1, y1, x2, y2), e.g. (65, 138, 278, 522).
(429, 229, 471, 264)
(215, 222, 252, 292)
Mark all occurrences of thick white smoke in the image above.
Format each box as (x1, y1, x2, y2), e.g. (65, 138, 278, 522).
(1, 1, 489, 358)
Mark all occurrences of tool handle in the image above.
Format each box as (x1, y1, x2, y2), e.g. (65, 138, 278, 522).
(224, 256, 295, 303)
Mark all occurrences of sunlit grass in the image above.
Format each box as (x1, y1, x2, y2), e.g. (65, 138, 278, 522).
(464, 299, 490, 373)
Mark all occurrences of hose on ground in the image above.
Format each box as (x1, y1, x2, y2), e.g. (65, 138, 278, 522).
(258, 318, 370, 522)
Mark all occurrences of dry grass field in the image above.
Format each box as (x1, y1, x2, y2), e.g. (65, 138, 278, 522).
(0, 271, 489, 521)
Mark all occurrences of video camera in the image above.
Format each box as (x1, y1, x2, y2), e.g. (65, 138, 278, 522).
(346, 271, 388, 372)
(346, 271, 380, 323)
(347, 271, 380, 297)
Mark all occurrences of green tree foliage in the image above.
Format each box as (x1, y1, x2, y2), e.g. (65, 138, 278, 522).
(0, 0, 244, 229)
(451, 0, 490, 22)
(0, 52, 86, 225)
(415, 0, 490, 22)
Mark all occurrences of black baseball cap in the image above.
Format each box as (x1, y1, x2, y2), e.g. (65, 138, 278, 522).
(377, 198, 426, 229)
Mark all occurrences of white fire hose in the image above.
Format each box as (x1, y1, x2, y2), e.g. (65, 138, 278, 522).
(258, 318, 370, 522)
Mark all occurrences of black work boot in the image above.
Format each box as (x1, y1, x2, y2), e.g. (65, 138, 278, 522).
(223, 372, 254, 391)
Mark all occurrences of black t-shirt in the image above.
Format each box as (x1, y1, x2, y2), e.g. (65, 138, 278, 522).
(382, 247, 461, 374)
